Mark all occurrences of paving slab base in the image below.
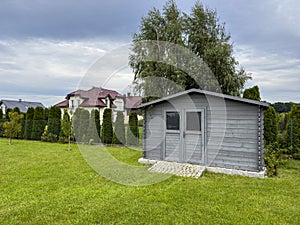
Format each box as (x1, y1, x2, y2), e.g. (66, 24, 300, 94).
(138, 158, 266, 178)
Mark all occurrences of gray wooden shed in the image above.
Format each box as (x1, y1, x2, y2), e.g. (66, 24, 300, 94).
(137, 89, 269, 173)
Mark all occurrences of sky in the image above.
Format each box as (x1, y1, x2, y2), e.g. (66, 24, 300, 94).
(0, 0, 299, 106)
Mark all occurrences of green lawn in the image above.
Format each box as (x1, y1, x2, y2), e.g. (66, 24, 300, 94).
(0, 138, 299, 225)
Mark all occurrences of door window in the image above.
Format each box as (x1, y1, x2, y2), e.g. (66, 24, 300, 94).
(186, 112, 201, 131)
(166, 112, 180, 130)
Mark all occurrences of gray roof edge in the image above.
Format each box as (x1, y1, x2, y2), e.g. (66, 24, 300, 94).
(0, 100, 45, 108)
(137, 89, 270, 108)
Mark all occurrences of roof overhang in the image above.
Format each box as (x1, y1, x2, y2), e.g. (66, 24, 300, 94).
(137, 89, 270, 109)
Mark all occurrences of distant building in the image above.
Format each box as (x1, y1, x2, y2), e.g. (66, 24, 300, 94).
(55, 87, 142, 123)
(0, 99, 45, 115)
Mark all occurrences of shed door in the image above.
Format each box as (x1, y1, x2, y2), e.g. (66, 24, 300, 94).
(183, 110, 204, 164)
(165, 111, 181, 162)
(164, 110, 204, 164)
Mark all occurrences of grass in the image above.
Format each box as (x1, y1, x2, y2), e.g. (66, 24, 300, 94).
(0, 138, 300, 224)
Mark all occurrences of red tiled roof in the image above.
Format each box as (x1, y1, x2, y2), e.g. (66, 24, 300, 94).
(57, 87, 124, 108)
(66, 87, 123, 101)
(79, 98, 106, 107)
(125, 96, 142, 109)
(55, 99, 69, 107)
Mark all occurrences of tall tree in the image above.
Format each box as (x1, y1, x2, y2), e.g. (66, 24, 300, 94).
(286, 104, 300, 152)
(3, 111, 23, 145)
(47, 106, 61, 141)
(102, 108, 113, 144)
(94, 109, 101, 141)
(86, 109, 100, 143)
(127, 112, 139, 146)
(78, 109, 90, 143)
(24, 107, 35, 139)
(61, 110, 73, 150)
(72, 108, 82, 142)
(264, 107, 278, 145)
(243, 85, 261, 101)
(129, 0, 250, 100)
(0, 109, 4, 137)
(113, 111, 126, 144)
(31, 107, 45, 140)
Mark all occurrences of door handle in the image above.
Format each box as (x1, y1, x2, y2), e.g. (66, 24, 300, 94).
(183, 131, 186, 138)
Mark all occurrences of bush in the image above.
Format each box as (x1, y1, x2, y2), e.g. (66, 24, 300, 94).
(264, 142, 284, 177)
(102, 108, 113, 144)
(113, 111, 125, 145)
(47, 106, 62, 141)
(127, 112, 139, 146)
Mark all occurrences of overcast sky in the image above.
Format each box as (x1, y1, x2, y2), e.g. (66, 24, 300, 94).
(0, 0, 299, 106)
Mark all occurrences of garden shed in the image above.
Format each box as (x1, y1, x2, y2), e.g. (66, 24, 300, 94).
(137, 89, 269, 174)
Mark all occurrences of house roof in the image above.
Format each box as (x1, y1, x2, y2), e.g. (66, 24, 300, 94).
(66, 87, 123, 101)
(0, 99, 45, 113)
(125, 96, 143, 109)
(56, 87, 141, 109)
(137, 89, 270, 109)
(55, 99, 69, 107)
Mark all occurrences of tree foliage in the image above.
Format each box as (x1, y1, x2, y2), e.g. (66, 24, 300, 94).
(86, 109, 100, 144)
(31, 107, 46, 140)
(286, 104, 300, 153)
(264, 106, 278, 145)
(3, 111, 23, 145)
(78, 109, 90, 143)
(129, 0, 250, 100)
(60, 110, 73, 150)
(102, 108, 113, 144)
(272, 102, 293, 114)
(47, 106, 61, 141)
(24, 107, 35, 140)
(113, 111, 125, 144)
(243, 85, 261, 101)
(127, 112, 139, 145)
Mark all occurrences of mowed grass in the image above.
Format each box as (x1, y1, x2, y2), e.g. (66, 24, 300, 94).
(0, 138, 299, 225)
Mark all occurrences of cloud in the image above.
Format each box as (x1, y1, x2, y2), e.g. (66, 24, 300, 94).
(0, 0, 157, 40)
(0, 38, 134, 106)
(235, 45, 300, 102)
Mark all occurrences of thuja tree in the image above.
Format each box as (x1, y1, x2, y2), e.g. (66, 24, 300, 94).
(3, 111, 24, 145)
(78, 109, 90, 143)
(24, 107, 35, 140)
(102, 108, 113, 144)
(72, 108, 81, 142)
(0, 109, 4, 137)
(127, 112, 139, 146)
(286, 104, 300, 153)
(61, 110, 73, 150)
(47, 106, 62, 141)
(113, 111, 125, 145)
(264, 106, 278, 145)
(31, 107, 46, 140)
(86, 109, 100, 144)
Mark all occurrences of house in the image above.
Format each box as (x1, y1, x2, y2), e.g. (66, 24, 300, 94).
(137, 89, 269, 177)
(0, 99, 45, 115)
(55, 87, 142, 123)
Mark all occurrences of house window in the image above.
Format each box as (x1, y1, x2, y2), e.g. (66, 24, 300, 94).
(166, 112, 180, 130)
(71, 100, 74, 109)
(186, 112, 201, 131)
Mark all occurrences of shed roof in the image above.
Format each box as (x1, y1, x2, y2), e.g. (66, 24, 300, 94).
(0, 99, 45, 113)
(137, 89, 270, 108)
